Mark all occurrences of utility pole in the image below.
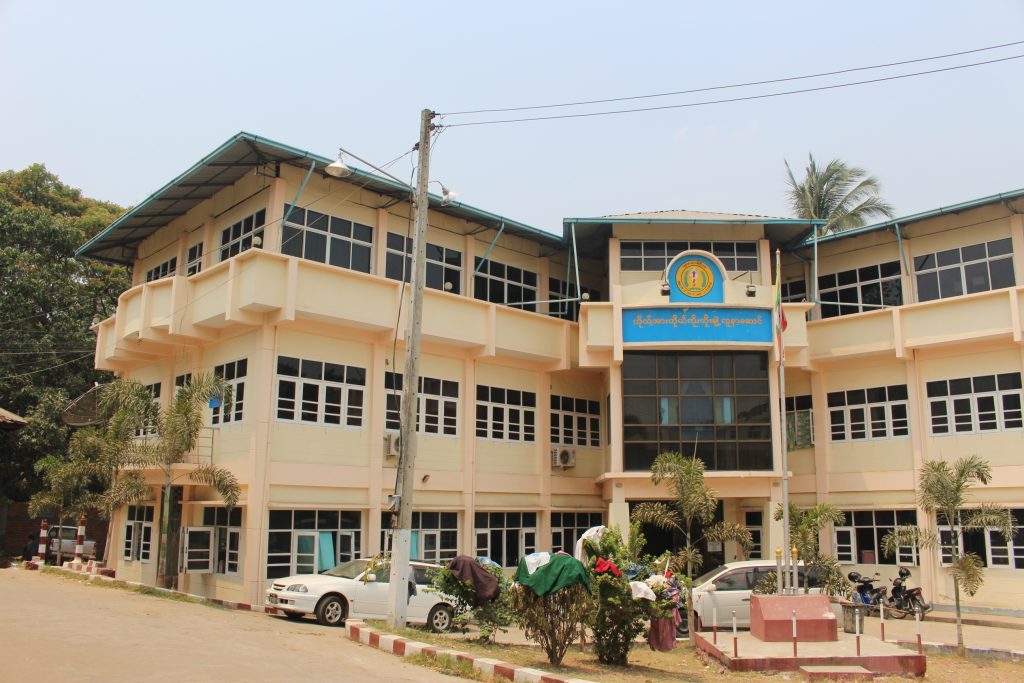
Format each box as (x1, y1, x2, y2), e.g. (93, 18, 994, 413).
(387, 108, 435, 628)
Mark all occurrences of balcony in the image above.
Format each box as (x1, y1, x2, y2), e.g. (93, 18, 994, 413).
(94, 250, 574, 370)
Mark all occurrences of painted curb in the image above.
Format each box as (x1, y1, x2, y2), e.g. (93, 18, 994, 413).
(344, 620, 598, 683)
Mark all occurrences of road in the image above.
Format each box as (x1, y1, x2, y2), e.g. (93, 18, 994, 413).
(0, 568, 458, 683)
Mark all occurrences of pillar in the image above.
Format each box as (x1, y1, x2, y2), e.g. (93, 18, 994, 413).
(74, 515, 87, 564)
(37, 518, 49, 563)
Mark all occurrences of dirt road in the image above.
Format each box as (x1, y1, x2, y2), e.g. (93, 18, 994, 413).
(0, 568, 457, 682)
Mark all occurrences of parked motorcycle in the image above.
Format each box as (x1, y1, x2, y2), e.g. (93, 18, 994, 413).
(847, 571, 887, 614)
(886, 567, 931, 620)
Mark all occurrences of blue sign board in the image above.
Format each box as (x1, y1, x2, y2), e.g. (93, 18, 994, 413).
(667, 253, 724, 303)
(623, 307, 772, 343)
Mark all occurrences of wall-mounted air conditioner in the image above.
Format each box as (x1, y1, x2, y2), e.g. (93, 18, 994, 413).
(550, 447, 576, 469)
(384, 433, 400, 458)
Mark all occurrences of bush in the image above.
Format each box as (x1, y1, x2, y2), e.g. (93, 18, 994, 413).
(585, 525, 649, 666)
(429, 563, 512, 642)
(509, 582, 590, 666)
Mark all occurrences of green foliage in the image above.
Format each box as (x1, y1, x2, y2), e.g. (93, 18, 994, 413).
(585, 525, 648, 666)
(508, 581, 590, 666)
(0, 164, 130, 502)
(773, 502, 846, 594)
(784, 154, 895, 234)
(428, 562, 512, 642)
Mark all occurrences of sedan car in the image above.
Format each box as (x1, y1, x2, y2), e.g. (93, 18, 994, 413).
(265, 558, 454, 630)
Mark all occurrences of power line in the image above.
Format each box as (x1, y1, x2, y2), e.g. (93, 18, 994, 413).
(442, 53, 1024, 128)
(441, 39, 1024, 116)
(0, 352, 94, 381)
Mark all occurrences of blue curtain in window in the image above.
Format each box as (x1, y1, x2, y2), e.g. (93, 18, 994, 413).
(318, 532, 335, 572)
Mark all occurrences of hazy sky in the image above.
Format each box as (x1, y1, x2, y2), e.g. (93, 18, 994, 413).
(2, 1, 1022, 235)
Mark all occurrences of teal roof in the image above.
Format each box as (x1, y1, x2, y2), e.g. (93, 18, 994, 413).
(77, 132, 562, 265)
(792, 187, 1024, 249)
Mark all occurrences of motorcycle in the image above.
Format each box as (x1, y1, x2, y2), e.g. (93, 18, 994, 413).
(886, 567, 931, 620)
(847, 571, 887, 614)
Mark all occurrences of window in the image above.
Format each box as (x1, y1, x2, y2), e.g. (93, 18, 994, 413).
(210, 359, 246, 425)
(275, 356, 365, 427)
(547, 277, 599, 322)
(622, 351, 772, 472)
(915, 238, 1014, 302)
(551, 511, 603, 554)
(266, 509, 362, 579)
(123, 505, 154, 562)
(785, 395, 814, 450)
(714, 569, 757, 590)
(927, 372, 1023, 435)
(475, 384, 536, 442)
(380, 511, 458, 563)
(174, 373, 192, 394)
(987, 509, 1024, 570)
(186, 242, 203, 275)
(828, 385, 909, 441)
(385, 232, 462, 293)
(219, 209, 266, 261)
(620, 240, 759, 272)
(281, 205, 373, 273)
(780, 279, 807, 303)
(817, 261, 902, 318)
(134, 382, 161, 438)
(183, 527, 214, 573)
(203, 506, 242, 575)
(550, 395, 600, 447)
(146, 257, 177, 282)
(473, 258, 537, 311)
(834, 509, 918, 565)
(474, 512, 537, 568)
(745, 511, 763, 559)
(384, 372, 458, 435)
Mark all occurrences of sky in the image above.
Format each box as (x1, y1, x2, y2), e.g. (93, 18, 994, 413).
(1, 1, 1022, 236)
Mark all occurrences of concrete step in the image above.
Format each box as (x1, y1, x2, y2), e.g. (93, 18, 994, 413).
(800, 665, 874, 680)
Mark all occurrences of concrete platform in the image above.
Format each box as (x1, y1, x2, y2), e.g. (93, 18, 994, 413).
(800, 665, 874, 680)
(693, 631, 925, 676)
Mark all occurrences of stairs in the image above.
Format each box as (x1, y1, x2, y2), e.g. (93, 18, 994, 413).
(801, 665, 874, 680)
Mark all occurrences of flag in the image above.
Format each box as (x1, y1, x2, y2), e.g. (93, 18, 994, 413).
(774, 249, 787, 362)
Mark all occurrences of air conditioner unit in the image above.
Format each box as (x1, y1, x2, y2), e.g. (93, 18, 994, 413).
(551, 447, 576, 469)
(384, 433, 400, 458)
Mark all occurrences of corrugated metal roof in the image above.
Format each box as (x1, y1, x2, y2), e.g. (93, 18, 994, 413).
(77, 132, 563, 265)
(600, 209, 793, 222)
(792, 187, 1024, 249)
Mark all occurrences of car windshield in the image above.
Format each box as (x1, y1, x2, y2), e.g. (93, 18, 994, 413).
(323, 559, 369, 579)
(693, 566, 727, 587)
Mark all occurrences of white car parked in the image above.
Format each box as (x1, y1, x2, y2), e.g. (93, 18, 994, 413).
(689, 559, 840, 628)
(265, 558, 455, 630)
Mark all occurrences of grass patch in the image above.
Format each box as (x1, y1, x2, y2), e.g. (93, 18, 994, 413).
(403, 653, 501, 682)
(39, 566, 228, 609)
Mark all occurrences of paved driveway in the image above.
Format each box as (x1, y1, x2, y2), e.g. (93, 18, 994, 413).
(0, 568, 457, 683)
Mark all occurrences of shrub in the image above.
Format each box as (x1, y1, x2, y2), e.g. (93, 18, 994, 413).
(586, 525, 649, 666)
(509, 582, 590, 666)
(429, 563, 512, 642)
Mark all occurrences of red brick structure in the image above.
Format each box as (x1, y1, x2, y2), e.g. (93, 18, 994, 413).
(1, 503, 108, 560)
(750, 594, 837, 642)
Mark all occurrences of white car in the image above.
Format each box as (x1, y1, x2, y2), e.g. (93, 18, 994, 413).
(689, 559, 840, 628)
(265, 558, 455, 630)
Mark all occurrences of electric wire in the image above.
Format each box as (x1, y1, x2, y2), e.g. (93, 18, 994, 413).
(441, 53, 1024, 127)
(0, 352, 95, 381)
(440, 39, 1024, 115)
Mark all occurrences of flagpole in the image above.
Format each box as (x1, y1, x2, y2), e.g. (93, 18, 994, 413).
(775, 248, 792, 594)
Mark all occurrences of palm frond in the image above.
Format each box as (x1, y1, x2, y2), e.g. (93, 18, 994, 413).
(949, 553, 984, 596)
(189, 463, 241, 508)
(101, 472, 151, 515)
(881, 525, 937, 559)
(704, 521, 753, 553)
(953, 455, 992, 488)
(670, 547, 703, 576)
(784, 153, 894, 233)
(961, 504, 1015, 539)
(630, 502, 683, 533)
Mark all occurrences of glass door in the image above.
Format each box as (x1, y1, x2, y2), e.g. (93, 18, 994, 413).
(293, 531, 318, 574)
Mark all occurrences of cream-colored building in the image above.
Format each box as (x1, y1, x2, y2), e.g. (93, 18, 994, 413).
(78, 132, 1024, 614)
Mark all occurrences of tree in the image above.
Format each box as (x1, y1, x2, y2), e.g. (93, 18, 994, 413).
(882, 456, 1015, 656)
(509, 582, 591, 666)
(27, 447, 99, 565)
(631, 452, 752, 632)
(101, 374, 240, 588)
(774, 502, 848, 596)
(0, 164, 130, 502)
(585, 524, 649, 665)
(785, 154, 895, 234)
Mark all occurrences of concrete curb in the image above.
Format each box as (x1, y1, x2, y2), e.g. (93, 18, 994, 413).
(892, 639, 1024, 661)
(344, 620, 598, 683)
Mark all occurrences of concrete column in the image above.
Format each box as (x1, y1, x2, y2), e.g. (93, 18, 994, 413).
(263, 177, 288, 253)
(905, 352, 938, 604)
(608, 481, 629, 537)
(241, 323, 277, 606)
(1009, 214, 1024, 283)
(374, 208, 390, 278)
(537, 371, 552, 551)
(201, 217, 217, 270)
(460, 357, 477, 555)
(366, 343, 387, 555)
(609, 364, 624, 473)
(759, 238, 772, 287)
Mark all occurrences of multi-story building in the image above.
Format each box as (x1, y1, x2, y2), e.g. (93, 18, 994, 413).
(78, 132, 1024, 613)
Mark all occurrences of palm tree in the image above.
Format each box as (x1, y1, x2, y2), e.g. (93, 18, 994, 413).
(785, 154, 895, 234)
(882, 456, 1014, 656)
(101, 373, 240, 588)
(631, 452, 752, 631)
(773, 503, 847, 596)
(28, 450, 99, 565)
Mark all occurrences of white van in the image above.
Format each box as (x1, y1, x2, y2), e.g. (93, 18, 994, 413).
(689, 559, 837, 628)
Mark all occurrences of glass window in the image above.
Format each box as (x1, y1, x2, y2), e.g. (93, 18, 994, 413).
(219, 209, 266, 261)
(915, 238, 1015, 302)
(282, 204, 372, 273)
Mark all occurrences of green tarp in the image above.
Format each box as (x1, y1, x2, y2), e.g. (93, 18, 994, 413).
(514, 553, 590, 596)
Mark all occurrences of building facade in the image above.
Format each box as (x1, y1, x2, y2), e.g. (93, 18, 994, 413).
(78, 132, 1024, 613)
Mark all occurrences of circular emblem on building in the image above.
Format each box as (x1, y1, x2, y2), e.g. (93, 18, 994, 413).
(675, 260, 714, 298)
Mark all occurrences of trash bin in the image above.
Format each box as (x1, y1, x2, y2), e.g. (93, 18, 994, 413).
(841, 602, 865, 634)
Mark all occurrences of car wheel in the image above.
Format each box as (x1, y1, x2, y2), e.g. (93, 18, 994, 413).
(427, 604, 453, 632)
(283, 611, 305, 620)
(315, 595, 347, 627)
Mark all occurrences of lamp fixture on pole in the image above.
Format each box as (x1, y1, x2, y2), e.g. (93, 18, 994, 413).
(325, 152, 353, 178)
